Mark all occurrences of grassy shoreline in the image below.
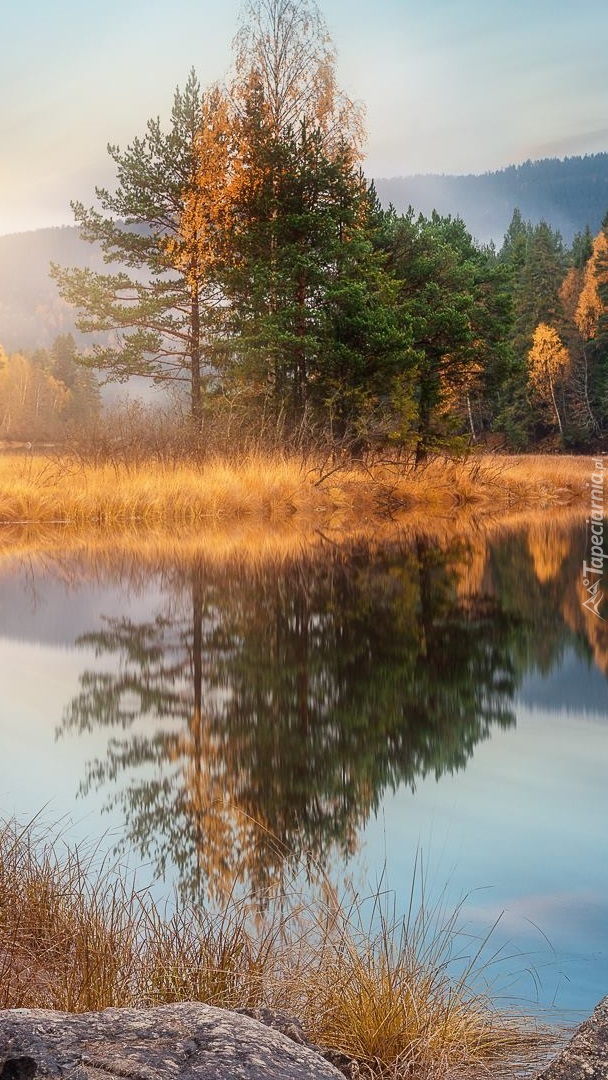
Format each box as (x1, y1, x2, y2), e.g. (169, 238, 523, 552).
(0, 819, 561, 1079)
(0, 452, 593, 530)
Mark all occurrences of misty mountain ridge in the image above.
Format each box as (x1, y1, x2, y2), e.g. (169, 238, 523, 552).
(2, 152, 608, 353)
(0, 225, 107, 354)
(374, 152, 608, 245)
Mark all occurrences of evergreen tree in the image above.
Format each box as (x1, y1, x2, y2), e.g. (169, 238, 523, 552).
(48, 334, 101, 428)
(225, 114, 408, 439)
(496, 215, 568, 445)
(512, 220, 566, 359)
(51, 72, 235, 429)
(571, 225, 594, 269)
(383, 210, 509, 458)
(497, 208, 531, 273)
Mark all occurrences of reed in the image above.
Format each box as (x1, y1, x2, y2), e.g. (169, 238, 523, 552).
(0, 819, 560, 1079)
(0, 452, 591, 529)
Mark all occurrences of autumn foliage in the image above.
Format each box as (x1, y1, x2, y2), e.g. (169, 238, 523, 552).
(527, 323, 570, 434)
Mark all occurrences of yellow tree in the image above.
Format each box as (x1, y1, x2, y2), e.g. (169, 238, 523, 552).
(559, 265, 598, 431)
(527, 323, 570, 436)
(232, 0, 364, 157)
(0, 350, 70, 439)
(575, 230, 608, 340)
(558, 229, 608, 433)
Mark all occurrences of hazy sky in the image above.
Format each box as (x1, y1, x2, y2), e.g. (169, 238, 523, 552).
(3, 0, 608, 236)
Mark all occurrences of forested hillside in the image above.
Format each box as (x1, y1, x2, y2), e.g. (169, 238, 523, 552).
(0, 226, 105, 353)
(375, 154, 608, 245)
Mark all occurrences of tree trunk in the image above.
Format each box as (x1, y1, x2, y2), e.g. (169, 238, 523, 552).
(466, 393, 476, 441)
(549, 373, 563, 437)
(415, 379, 432, 464)
(191, 289, 202, 431)
(582, 341, 599, 432)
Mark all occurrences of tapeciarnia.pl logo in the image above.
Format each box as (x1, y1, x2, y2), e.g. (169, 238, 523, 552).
(582, 457, 606, 620)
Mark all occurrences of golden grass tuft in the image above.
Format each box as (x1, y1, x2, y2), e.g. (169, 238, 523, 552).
(291, 878, 555, 1079)
(0, 819, 561, 1078)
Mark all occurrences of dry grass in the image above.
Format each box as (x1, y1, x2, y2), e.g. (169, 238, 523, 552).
(0, 819, 561, 1079)
(0, 451, 592, 529)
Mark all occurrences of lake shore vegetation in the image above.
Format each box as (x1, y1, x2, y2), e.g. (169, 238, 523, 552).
(0, 818, 560, 1080)
(0, 449, 591, 529)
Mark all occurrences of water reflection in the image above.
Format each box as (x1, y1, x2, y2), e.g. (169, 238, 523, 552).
(49, 517, 608, 906)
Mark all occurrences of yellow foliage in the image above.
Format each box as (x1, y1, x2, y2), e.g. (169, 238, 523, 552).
(232, 0, 365, 159)
(527, 522, 570, 583)
(0, 350, 71, 439)
(527, 323, 569, 433)
(575, 229, 608, 340)
(527, 323, 569, 398)
(559, 265, 583, 322)
(166, 86, 242, 295)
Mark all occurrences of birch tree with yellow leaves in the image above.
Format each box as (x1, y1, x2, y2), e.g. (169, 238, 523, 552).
(527, 323, 570, 436)
(232, 0, 364, 157)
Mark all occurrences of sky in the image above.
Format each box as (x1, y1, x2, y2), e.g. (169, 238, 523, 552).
(3, 0, 608, 236)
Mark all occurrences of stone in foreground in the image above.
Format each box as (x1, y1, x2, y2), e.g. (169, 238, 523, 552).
(537, 996, 608, 1080)
(0, 1002, 344, 1080)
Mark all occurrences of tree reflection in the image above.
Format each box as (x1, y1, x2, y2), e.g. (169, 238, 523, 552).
(58, 533, 527, 905)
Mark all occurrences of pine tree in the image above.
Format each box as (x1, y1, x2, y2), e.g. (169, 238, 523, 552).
(513, 221, 566, 359)
(225, 113, 407, 439)
(51, 72, 235, 429)
(496, 215, 568, 446)
(220, 0, 406, 444)
(498, 208, 531, 273)
(383, 210, 508, 458)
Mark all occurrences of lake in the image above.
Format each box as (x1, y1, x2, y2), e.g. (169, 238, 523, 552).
(1, 513, 607, 1023)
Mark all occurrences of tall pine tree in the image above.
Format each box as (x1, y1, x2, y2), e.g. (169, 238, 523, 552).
(51, 72, 236, 429)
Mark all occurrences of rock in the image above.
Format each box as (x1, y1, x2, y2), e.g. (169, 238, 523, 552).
(0, 1002, 346, 1080)
(536, 996, 608, 1079)
(236, 1009, 361, 1079)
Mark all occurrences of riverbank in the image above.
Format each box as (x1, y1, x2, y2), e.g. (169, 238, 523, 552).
(0, 819, 560, 1079)
(0, 452, 592, 529)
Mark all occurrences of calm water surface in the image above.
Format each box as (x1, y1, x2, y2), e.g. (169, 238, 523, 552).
(1, 517, 607, 1020)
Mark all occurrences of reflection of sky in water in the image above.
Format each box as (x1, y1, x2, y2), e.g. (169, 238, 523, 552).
(1, 555, 608, 1020)
(0, 634, 176, 902)
(519, 650, 608, 715)
(361, 697, 608, 1020)
(0, 640, 136, 841)
(0, 567, 166, 645)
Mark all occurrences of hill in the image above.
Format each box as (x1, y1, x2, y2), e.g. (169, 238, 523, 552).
(0, 226, 106, 354)
(374, 153, 608, 245)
